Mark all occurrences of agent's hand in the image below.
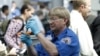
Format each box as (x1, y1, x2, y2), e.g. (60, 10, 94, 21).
(20, 34, 32, 46)
(26, 19, 41, 35)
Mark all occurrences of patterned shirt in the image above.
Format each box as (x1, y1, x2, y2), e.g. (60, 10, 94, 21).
(4, 19, 23, 49)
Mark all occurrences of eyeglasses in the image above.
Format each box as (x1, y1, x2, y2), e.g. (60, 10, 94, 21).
(48, 17, 63, 23)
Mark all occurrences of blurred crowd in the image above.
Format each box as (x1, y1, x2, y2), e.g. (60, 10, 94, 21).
(0, 0, 100, 56)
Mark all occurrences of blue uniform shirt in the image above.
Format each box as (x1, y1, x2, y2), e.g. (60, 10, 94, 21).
(35, 28, 80, 56)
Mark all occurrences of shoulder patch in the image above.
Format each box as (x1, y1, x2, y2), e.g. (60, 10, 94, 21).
(61, 37, 71, 44)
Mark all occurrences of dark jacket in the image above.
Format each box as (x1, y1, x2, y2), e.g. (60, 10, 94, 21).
(90, 15, 100, 55)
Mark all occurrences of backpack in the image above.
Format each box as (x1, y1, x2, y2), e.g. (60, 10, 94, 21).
(0, 16, 24, 36)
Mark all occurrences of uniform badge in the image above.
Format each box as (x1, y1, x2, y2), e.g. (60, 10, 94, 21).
(61, 37, 71, 44)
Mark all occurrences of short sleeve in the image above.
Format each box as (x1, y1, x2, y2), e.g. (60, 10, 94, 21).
(55, 40, 71, 56)
(31, 15, 44, 31)
(55, 37, 79, 56)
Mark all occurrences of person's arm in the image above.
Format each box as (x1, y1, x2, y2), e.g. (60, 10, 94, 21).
(20, 33, 58, 56)
(36, 33, 58, 56)
(77, 25, 97, 56)
(27, 45, 38, 56)
(32, 16, 45, 34)
(36, 16, 45, 34)
(4, 19, 23, 49)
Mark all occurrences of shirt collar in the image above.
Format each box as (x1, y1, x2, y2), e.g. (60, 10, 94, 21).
(71, 10, 85, 22)
(51, 27, 68, 40)
(57, 28, 68, 39)
(71, 10, 82, 16)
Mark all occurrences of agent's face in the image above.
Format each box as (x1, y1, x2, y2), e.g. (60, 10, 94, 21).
(48, 16, 67, 31)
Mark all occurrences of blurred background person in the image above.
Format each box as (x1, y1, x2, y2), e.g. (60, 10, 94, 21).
(37, 3, 50, 33)
(35, 10, 50, 33)
(9, 1, 20, 19)
(0, 5, 9, 22)
(0, 5, 9, 46)
(36, 10, 44, 20)
(85, 14, 96, 28)
(39, 2, 49, 17)
(90, 13, 100, 56)
(4, 4, 33, 54)
(70, 0, 97, 56)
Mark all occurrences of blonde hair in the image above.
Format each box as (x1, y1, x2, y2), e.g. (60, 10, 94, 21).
(49, 7, 70, 19)
(49, 7, 70, 26)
